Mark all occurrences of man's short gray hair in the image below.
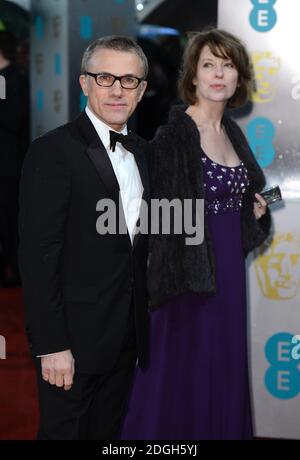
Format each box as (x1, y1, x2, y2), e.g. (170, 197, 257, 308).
(81, 35, 148, 79)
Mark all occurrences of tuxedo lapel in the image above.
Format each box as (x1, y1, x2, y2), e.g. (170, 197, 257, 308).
(72, 112, 131, 248)
(73, 112, 150, 249)
(86, 141, 120, 202)
(74, 112, 120, 201)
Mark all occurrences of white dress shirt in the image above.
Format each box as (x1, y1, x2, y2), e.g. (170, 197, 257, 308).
(85, 105, 143, 244)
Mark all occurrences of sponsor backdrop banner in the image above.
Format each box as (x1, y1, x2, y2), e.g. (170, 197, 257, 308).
(30, 0, 136, 140)
(218, 0, 300, 439)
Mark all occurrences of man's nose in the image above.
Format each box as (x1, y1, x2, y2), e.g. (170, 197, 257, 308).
(110, 79, 123, 95)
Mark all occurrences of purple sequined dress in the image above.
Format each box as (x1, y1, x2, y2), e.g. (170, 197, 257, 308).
(120, 151, 253, 440)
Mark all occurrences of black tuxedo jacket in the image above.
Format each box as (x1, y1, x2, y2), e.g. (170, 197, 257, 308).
(19, 112, 150, 374)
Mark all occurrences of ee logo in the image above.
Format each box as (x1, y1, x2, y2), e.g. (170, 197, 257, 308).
(246, 117, 276, 168)
(265, 333, 300, 399)
(250, 0, 277, 32)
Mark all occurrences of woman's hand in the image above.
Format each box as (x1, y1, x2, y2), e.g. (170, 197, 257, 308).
(253, 193, 268, 220)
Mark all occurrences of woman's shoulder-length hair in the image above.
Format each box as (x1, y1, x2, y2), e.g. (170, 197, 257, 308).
(178, 28, 255, 109)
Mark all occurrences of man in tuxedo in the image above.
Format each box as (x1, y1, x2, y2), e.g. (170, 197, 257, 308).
(19, 36, 150, 440)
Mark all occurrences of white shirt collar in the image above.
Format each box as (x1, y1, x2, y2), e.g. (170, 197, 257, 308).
(85, 105, 128, 151)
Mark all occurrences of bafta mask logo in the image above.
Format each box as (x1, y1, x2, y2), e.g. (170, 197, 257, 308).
(254, 233, 300, 300)
(52, 16, 62, 39)
(252, 51, 281, 103)
(53, 90, 62, 113)
(35, 53, 44, 75)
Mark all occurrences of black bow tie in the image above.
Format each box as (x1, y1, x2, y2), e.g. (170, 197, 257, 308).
(109, 130, 139, 153)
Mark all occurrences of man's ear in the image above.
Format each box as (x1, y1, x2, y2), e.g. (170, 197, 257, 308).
(79, 75, 88, 96)
(138, 80, 147, 102)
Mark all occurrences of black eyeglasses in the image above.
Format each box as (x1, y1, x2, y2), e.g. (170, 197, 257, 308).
(85, 72, 144, 89)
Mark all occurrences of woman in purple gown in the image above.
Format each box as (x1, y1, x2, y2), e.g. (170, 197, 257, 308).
(121, 28, 271, 440)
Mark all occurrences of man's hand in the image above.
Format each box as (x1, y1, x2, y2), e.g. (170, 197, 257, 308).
(41, 349, 75, 391)
(253, 193, 268, 220)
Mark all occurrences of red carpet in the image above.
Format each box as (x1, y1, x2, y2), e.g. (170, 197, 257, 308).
(0, 288, 38, 440)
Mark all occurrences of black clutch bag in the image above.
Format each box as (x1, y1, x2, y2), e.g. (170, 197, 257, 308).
(260, 185, 282, 205)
